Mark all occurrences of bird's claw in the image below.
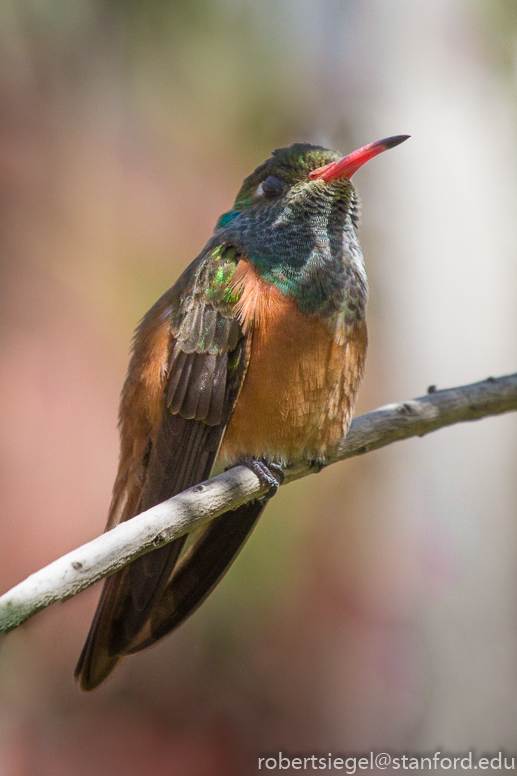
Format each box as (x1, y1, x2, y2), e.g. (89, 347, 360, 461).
(309, 459, 327, 474)
(240, 459, 284, 498)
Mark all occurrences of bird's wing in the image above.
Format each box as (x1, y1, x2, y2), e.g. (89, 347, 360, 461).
(75, 243, 255, 690)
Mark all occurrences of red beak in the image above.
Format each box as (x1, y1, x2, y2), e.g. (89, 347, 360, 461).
(309, 135, 410, 182)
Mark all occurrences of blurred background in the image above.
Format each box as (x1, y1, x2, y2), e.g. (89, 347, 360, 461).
(0, 0, 516, 773)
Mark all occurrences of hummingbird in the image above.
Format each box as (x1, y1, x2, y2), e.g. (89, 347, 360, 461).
(75, 135, 409, 690)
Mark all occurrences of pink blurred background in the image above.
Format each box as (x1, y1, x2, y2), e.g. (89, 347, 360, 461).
(0, 1, 516, 773)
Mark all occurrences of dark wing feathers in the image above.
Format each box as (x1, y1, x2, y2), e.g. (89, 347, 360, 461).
(167, 348, 228, 423)
(75, 245, 254, 690)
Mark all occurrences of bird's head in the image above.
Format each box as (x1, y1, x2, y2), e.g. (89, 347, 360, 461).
(214, 136, 408, 313)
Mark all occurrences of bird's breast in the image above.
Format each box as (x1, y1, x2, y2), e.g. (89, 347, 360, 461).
(219, 260, 367, 465)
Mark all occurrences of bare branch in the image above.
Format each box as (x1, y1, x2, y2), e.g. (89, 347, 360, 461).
(1, 373, 516, 633)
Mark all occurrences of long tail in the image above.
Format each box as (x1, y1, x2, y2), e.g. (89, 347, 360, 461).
(75, 414, 224, 691)
(75, 496, 266, 690)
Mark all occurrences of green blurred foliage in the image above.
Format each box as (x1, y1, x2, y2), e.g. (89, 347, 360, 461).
(476, 0, 517, 75)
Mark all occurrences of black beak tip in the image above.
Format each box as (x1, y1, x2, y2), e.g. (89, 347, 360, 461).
(382, 134, 411, 150)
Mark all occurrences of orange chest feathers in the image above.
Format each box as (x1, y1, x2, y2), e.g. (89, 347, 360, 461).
(219, 260, 367, 465)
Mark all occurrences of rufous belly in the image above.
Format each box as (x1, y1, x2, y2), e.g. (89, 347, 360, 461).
(219, 261, 367, 465)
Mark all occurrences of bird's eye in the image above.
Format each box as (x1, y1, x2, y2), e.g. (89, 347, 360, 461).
(256, 175, 285, 199)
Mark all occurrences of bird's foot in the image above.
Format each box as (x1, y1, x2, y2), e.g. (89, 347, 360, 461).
(240, 458, 285, 498)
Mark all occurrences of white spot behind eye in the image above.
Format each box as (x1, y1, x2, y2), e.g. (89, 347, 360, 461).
(255, 181, 265, 197)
